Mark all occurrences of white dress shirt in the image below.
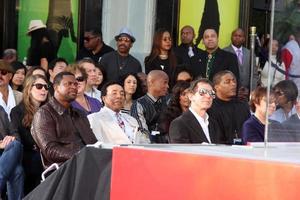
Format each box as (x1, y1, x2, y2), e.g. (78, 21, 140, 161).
(189, 107, 211, 143)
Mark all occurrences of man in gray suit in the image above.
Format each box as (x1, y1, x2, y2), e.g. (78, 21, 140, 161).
(224, 28, 258, 100)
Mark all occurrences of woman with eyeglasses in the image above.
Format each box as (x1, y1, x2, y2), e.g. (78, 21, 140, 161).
(269, 80, 298, 123)
(67, 64, 102, 115)
(145, 29, 179, 86)
(158, 81, 191, 142)
(242, 87, 277, 144)
(10, 74, 49, 194)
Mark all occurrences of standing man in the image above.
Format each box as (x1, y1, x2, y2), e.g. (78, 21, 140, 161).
(199, 29, 240, 83)
(100, 28, 142, 82)
(0, 60, 22, 117)
(88, 81, 150, 144)
(224, 28, 258, 100)
(131, 70, 169, 143)
(169, 78, 221, 144)
(174, 25, 205, 79)
(48, 57, 68, 96)
(31, 72, 97, 168)
(2, 49, 17, 64)
(208, 70, 250, 144)
(77, 29, 114, 63)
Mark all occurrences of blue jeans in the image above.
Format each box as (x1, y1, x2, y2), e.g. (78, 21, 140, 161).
(0, 140, 24, 200)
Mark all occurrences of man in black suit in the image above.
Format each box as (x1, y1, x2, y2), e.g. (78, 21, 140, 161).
(199, 29, 240, 84)
(169, 78, 221, 143)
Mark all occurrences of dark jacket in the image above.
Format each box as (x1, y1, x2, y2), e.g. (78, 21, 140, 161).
(169, 109, 222, 144)
(31, 97, 97, 168)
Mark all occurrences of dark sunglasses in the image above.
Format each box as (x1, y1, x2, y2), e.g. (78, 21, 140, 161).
(0, 70, 8, 76)
(198, 88, 216, 99)
(84, 36, 97, 42)
(33, 83, 49, 90)
(76, 76, 85, 82)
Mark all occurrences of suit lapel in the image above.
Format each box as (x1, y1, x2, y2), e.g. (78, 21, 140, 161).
(184, 110, 209, 143)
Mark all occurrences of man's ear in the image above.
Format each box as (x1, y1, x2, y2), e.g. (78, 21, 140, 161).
(8, 73, 13, 81)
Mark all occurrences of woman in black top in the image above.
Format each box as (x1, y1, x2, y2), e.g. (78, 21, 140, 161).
(145, 29, 178, 85)
(27, 21, 56, 71)
(10, 74, 49, 194)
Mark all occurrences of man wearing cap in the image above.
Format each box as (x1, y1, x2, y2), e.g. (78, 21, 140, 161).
(76, 28, 114, 63)
(2, 49, 17, 64)
(99, 27, 142, 82)
(0, 60, 22, 117)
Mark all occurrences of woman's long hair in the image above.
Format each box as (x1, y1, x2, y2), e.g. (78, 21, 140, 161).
(22, 74, 48, 127)
(144, 29, 177, 69)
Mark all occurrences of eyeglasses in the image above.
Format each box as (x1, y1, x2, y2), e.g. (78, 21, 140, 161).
(33, 83, 49, 90)
(84, 36, 97, 42)
(76, 76, 85, 82)
(198, 88, 216, 99)
(117, 37, 131, 42)
(0, 70, 8, 76)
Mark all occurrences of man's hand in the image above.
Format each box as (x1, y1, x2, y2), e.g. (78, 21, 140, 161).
(1, 136, 15, 149)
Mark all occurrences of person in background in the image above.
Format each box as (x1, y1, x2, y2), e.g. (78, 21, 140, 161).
(31, 72, 97, 168)
(174, 66, 193, 83)
(174, 25, 205, 79)
(10, 61, 27, 92)
(136, 72, 147, 96)
(242, 87, 276, 144)
(88, 81, 150, 144)
(76, 28, 114, 63)
(94, 63, 106, 90)
(78, 58, 102, 102)
(67, 64, 102, 115)
(169, 78, 221, 144)
(159, 81, 190, 141)
(270, 80, 298, 123)
(25, 66, 47, 79)
(2, 49, 17, 64)
(145, 29, 178, 85)
(27, 20, 56, 71)
(131, 70, 169, 143)
(119, 73, 142, 114)
(100, 27, 142, 82)
(10, 75, 48, 194)
(47, 58, 68, 96)
(260, 39, 285, 87)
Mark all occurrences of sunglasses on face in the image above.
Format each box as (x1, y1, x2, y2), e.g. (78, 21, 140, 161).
(162, 37, 172, 42)
(0, 70, 9, 76)
(33, 83, 49, 90)
(76, 76, 85, 82)
(198, 88, 216, 99)
(84, 36, 97, 42)
(117, 37, 131, 42)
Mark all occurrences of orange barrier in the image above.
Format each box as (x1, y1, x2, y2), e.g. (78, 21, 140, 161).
(110, 147, 300, 200)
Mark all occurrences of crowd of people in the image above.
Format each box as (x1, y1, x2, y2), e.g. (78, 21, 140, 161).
(0, 19, 300, 199)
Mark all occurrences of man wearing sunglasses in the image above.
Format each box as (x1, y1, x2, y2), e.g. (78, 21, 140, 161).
(0, 60, 23, 117)
(76, 29, 114, 63)
(208, 70, 250, 145)
(100, 27, 142, 82)
(31, 72, 97, 168)
(169, 78, 222, 144)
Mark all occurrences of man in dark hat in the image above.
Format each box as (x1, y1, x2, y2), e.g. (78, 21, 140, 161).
(99, 27, 142, 82)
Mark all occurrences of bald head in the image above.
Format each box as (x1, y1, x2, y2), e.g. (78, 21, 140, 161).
(231, 28, 245, 48)
(147, 70, 169, 98)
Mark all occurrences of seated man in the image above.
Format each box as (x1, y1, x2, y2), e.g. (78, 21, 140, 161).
(208, 70, 250, 144)
(0, 106, 23, 200)
(169, 78, 221, 143)
(131, 70, 169, 143)
(88, 81, 150, 144)
(31, 72, 97, 168)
